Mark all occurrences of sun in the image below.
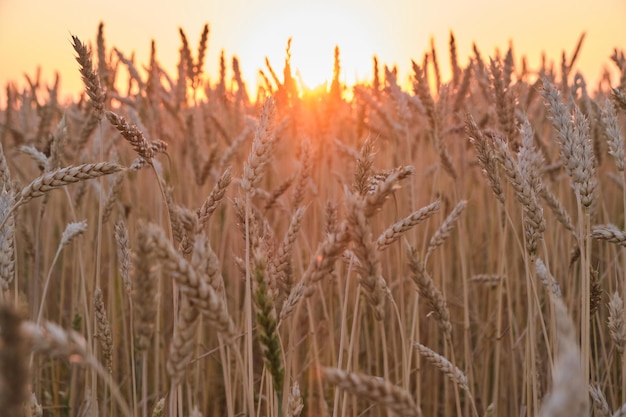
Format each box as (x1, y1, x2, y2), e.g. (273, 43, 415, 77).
(238, 3, 382, 93)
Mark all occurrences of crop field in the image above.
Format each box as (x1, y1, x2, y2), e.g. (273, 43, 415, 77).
(0, 23, 625, 417)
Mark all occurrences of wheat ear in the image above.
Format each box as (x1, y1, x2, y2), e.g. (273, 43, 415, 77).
(0, 190, 15, 291)
(414, 342, 470, 393)
(589, 385, 611, 417)
(272, 207, 306, 298)
(347, 192, 388, 320)
(102, 172, 125, 223)
(36, 220, 88, 326)
(193, 23, 209, 87)
(23, 319, 133, 417)
(592, 224, 626, 246)
(166, 295, 200, 384)
(292, 137, 311, 208)
(539, 185, 576, 234)
(143, 223, 237, 342)
(134, 223, 158, 352)
(613, 87, 626, 111)
(94, 287, 113, 374)
(280, 221, 350, 321)
(114, 219, 132, 293)
(241, 98, 277, 193)
(252, 249, 284, 398)
(353, 135, 376, 195)
(407, 245, 452, 340)
(17, 162, 121, 208)
(322, 367, 421, 417)
(601, 98, 625, 171)
(377, 200, 441, 251)
(493, 134, 546, 255)
(71, 35, 105, 116)
(535, 258, 562, 298)
(542, 79, 597, 208)
(614, 404, 626, 417)
(286, 382, 304, 417)
(105, 111, 155, 160)
(465, 113, 505, 204)
(197, 167, 232, 230)
(425, 199, 468, 261)
(608, 292, 626, 355)
(539, 297, 589, 417)
(0, 143, 11, 189)
(29, 392, 43, 417)
(363, 166, 414, 217)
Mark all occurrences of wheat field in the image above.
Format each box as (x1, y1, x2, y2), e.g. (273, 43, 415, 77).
(0, 22, 625, 417)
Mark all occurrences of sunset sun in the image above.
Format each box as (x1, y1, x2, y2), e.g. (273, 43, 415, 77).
(238, 3, 383, 92)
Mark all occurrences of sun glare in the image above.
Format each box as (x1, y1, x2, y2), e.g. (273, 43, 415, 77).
(239, 4, 381, 93)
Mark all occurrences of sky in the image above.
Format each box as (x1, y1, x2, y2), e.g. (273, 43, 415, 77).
(0, 0, 625, 104)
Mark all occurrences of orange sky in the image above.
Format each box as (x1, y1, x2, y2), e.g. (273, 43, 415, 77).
(0, 0, 625, 104)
